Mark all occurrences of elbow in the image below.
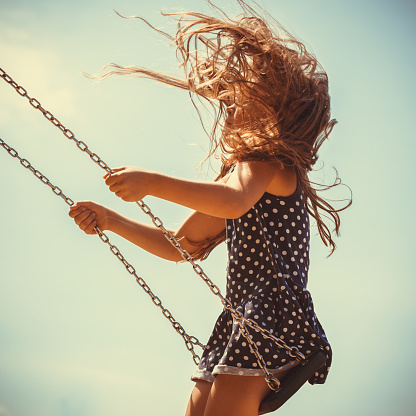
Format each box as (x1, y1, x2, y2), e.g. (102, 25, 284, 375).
(164, 243, 188, 263)
(166, 252, 185, 263)
(161, 249, 187, 263)
(167, 233, 198, 263)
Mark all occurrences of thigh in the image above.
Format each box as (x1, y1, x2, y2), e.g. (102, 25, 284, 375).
(185, 380, 213, 416)
(204, 374, 271, 416)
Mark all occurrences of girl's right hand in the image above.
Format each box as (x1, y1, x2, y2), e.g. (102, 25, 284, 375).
(68, 201, 111, 235)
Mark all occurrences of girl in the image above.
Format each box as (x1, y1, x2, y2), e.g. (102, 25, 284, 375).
(69, 2, 350, 415)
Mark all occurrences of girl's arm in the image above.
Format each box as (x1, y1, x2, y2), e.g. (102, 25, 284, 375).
(104, 161, 291, 219)
(69, 161, 295, 261)
(68, 172, 232, 262)
(68, 202, 225, 262)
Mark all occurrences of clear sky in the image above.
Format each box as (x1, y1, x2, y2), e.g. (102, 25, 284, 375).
(0, 1, 415, 415)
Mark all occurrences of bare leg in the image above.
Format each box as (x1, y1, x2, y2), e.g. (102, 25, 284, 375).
(185, 380, 213, 416)
(203, 374, 271, 416)
(186, 369, 292, 416)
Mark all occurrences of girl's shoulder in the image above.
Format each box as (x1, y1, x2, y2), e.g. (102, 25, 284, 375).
(263, 182, 302, 202)
(264, 162, 297, 197)
(232, 159, 298, 197)
(253, 185, 306, 219)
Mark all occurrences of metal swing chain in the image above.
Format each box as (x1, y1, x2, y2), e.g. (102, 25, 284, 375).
(0, 137, 203, 365)
(0, 67, 306, 390)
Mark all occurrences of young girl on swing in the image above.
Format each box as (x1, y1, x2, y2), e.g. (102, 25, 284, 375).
(69, 2, 349, 415)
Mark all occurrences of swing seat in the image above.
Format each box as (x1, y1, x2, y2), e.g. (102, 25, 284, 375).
(258, 351, 327, 415)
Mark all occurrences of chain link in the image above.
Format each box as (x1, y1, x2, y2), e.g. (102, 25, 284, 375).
(0, 138, 75, 207)
(0, 68, 113, 175)
(0, 137, 203, 365)
(0, 67, 307, 390)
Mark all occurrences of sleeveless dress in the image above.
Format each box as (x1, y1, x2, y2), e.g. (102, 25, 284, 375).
(192, 185, 332, 385)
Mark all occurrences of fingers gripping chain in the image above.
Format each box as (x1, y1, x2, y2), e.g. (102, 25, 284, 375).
(0, 137, 202, 366)
(0, 68, 306, 388)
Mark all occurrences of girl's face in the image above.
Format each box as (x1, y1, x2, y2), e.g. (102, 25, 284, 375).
(225, 100, 266, 130)
(225, 103, 243, 129)
(223, 101, 259, 149)
(222, 99, 275, 149)
(225, 103, 246, 129)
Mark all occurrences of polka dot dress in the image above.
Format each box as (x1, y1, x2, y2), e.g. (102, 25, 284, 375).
(192, 185, 332, 385)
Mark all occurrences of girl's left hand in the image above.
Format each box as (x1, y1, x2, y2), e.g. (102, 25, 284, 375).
(104, 166, 155, 202)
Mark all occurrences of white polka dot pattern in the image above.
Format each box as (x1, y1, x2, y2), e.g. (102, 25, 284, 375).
(192, 186, 331, 386)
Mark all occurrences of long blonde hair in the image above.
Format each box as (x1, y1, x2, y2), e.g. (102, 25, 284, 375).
(98, 1, 351, 257)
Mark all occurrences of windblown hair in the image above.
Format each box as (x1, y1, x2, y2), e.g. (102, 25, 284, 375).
(99, 0, 351, 257)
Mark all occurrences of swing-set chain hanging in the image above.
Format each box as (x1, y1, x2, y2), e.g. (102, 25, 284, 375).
(0, 137, 203, 366)
(0, 66, 305, 373)
(0, 68, 113, 175)
(136, 195, 305, 363)
(237, 318, 281, 391)
(0, 68, 306, 387)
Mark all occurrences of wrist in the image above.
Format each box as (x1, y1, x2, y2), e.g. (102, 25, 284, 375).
(147, 170, 166, 197)
(105, 207, 120, 232)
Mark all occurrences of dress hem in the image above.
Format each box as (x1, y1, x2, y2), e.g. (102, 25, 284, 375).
(191, 360, 299, 383)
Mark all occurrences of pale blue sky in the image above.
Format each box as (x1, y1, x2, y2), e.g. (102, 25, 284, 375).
(0, 1, 415, 415)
